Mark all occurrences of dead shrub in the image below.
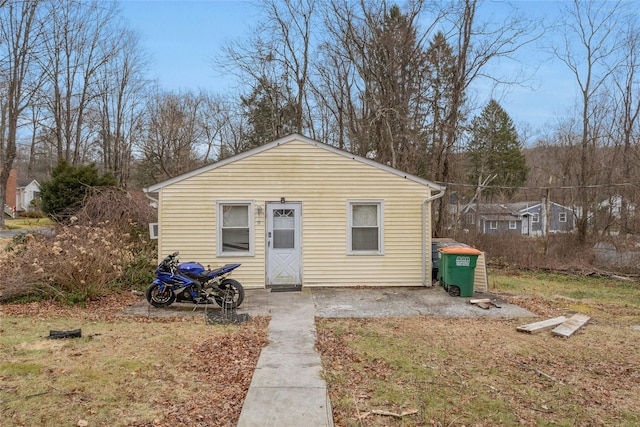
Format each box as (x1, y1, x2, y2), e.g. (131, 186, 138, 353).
(0, 225, 144, 303)
(448, 231, 604, 273)
(75, 188, 155, 226)
(1, 189, 158, 303)
(1, 190, 159, 304)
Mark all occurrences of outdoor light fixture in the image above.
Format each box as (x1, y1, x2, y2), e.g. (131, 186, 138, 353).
(281, 197, 286, 203)
(256, 204, 263, 225)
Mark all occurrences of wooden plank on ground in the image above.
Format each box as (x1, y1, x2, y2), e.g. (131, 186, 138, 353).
(469, 298, 491, 304)
(551, 314, 591, 337)
(516, 316, 567, 334)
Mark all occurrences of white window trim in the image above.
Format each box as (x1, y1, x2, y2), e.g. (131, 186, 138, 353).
(532, 213, 539, 223)
(489, 220, 498, 230)
(559, 212, 567, 223)
(347, 200, 384, 255)
(509, 220, 517, 230)
(149, 223, 158, 240)
(217, 201, 254, 256)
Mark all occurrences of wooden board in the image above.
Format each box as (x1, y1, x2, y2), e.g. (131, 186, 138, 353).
(551, 314, 591, 337)
(516, 316, 567, 334)
(469, 298, 491, 304)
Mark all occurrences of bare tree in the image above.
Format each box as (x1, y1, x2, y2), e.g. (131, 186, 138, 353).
(198, 90, 228, 162)
(317, 0, 439, 169)
(611, 17, 640, 235)
(553, 0, 625, 242)
(217, 0, 317, 144)
(432, 0, 542, 236)
(93, 28, 148, 187)
(139, 90, 210, 183)
(38, 1, 120, 165)
(0, 0, 46, 229)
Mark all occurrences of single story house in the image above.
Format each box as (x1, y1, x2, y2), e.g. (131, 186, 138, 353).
(16, 179, 41, 212)
(144, 134, 445, 289)
(463, 201, 575, 236)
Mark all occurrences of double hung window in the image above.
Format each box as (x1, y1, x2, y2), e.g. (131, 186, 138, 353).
(218, 202, 253, 255)
(348, 201, 383, 254)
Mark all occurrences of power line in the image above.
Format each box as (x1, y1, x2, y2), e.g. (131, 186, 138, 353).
(435, 181, 640, 191)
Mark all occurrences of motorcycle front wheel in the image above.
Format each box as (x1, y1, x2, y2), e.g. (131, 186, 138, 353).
(146, 283, 176, 307)
(214, 279, 244, 309)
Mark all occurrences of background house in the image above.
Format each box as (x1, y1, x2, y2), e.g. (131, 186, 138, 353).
(462, 200, 575, 236)
(16, 179, 41, 212)
(145, 134, 446, 289)
(3, 169, 41, 218)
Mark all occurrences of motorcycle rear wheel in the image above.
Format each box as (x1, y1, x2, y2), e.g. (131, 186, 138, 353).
(146, 283, 176, 307)
(214, 279, 244, 309)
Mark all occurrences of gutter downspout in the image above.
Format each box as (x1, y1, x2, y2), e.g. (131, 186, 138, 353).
(422, 188, 446, 286)
(143, 188, 159, 206)
(144, 189, 160, 246)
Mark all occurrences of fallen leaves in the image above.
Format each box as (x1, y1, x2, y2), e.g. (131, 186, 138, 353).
(129, 316, 269, 427)
(2, 294, 270, 427)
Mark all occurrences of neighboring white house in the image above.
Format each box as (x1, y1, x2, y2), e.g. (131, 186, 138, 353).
(144, 134, 446, 289)
(16, 179, 41, 212)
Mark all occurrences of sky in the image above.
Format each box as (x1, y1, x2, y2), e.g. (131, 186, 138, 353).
(120, 0, 260, 92)
(118, 0, 581, 142)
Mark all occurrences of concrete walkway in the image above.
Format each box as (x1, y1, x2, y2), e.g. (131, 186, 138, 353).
(236, 289, 333, 427)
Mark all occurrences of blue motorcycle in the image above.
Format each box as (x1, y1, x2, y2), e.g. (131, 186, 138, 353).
(146, 252, 244, 309)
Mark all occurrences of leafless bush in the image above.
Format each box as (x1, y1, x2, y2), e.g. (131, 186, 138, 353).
(449, 232, 603, 273)
(0, 188, 159, 303)
(0, 226, 142, 302)
(75, 188, 157, 232)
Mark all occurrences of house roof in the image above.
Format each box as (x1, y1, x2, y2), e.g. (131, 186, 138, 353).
(472, 201, 574, 217)
(17, 179, 40, 190)
(144, 133, 445, 193)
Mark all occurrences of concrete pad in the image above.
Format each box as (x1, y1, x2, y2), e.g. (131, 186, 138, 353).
(238, 386, 332, 427)
(311, 286, 535, 318)
(266, 330, 317, 352)
(251, 352, 325, 388)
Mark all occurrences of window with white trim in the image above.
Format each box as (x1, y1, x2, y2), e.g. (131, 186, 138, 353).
(348, 201, 383, 254)
(489, 220, 498, 230)
(509, 220, 517, 230)
(532, 213, 539, 223)
(217, 202, 253, 255)
(149, 223, 158, 240)
(559, 212, 567, 222)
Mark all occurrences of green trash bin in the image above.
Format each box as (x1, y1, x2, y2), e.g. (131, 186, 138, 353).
(437, 246, 482, 297)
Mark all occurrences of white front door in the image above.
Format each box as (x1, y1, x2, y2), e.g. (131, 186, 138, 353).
(266, 203, 302, 286)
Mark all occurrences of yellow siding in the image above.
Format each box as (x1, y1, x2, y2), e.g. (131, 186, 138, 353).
(157, 139, 436, 288)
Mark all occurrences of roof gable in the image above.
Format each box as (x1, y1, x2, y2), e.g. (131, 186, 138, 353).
(17, 179, 40, 190)
(145, 133, 444, 192)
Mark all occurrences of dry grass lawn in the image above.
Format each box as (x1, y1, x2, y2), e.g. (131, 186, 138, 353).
(317, 272, 640, 426)
(1, 269, 638, 426)
(0, 294, 269, 427)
